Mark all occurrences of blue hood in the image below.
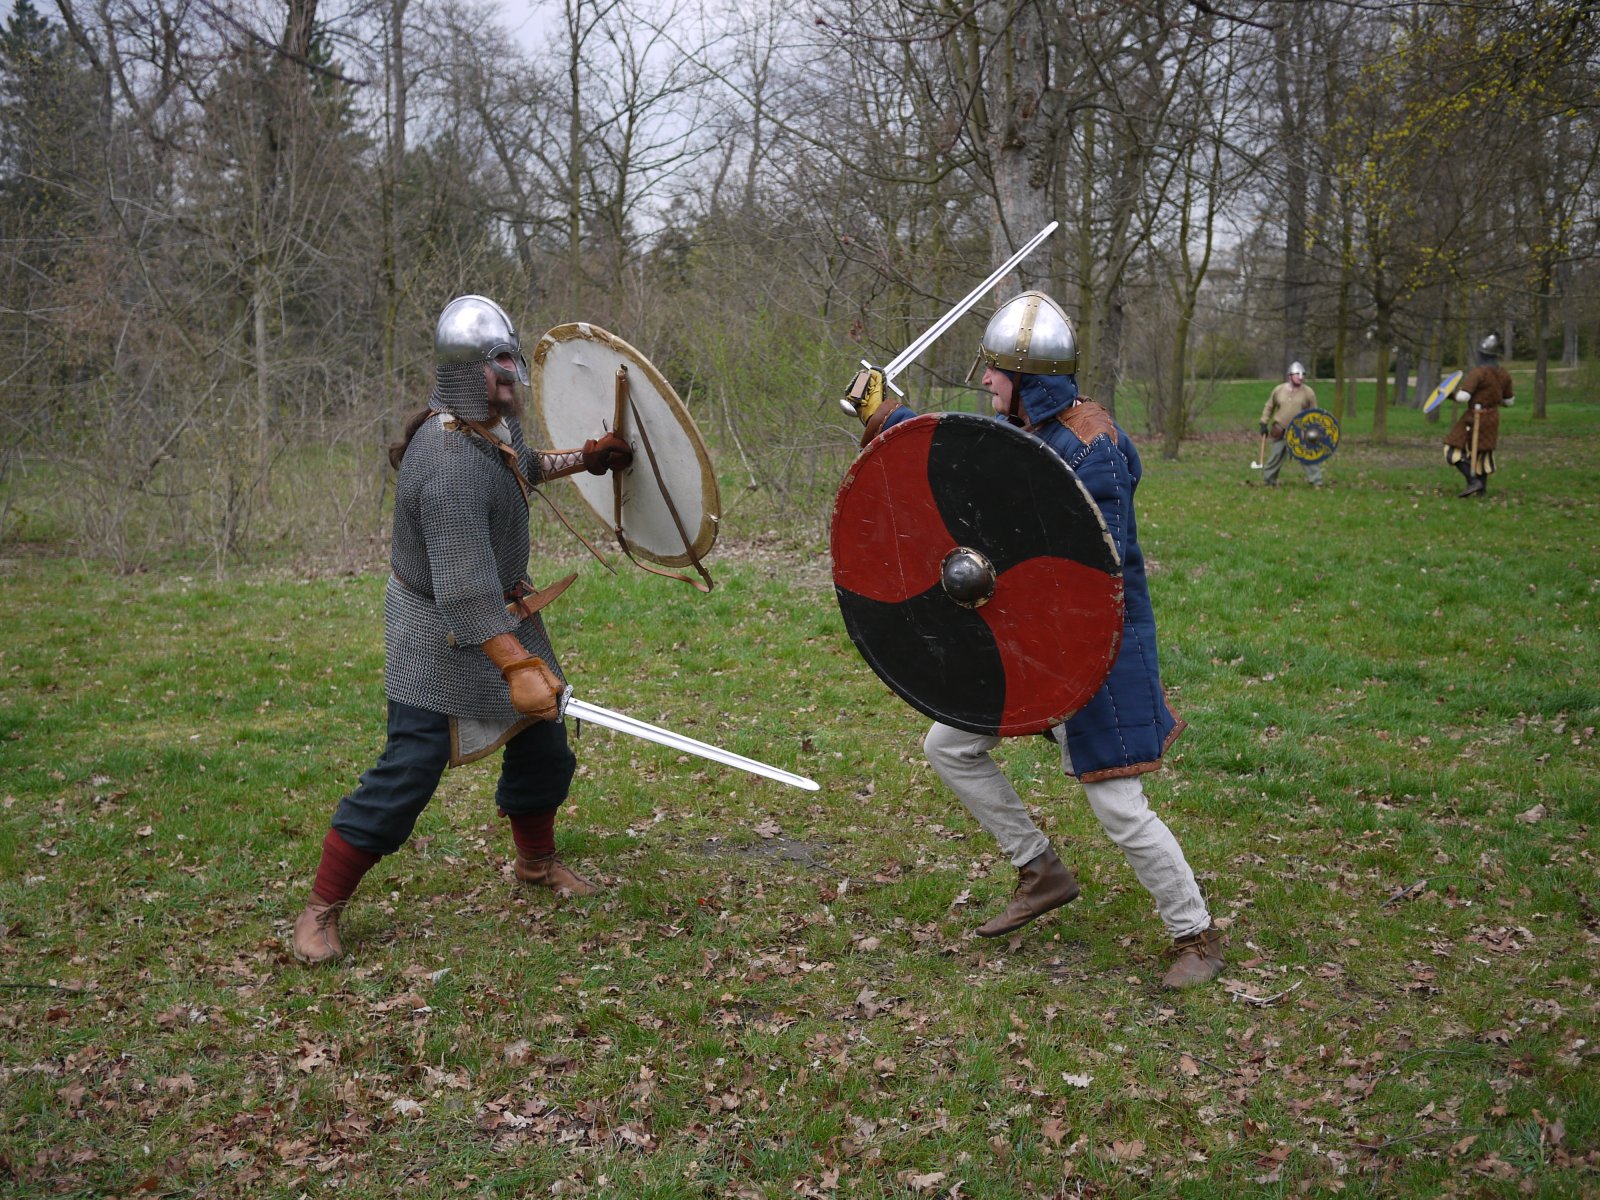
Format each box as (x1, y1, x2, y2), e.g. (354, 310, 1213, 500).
(1017, 372, 1079, 425)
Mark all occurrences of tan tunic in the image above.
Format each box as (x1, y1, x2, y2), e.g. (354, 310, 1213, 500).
(1261, 381, 1316, 439)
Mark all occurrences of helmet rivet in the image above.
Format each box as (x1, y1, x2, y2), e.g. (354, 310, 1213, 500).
(976, 291, 1078, 377)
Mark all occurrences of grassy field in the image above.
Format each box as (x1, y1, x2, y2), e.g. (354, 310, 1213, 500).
(2, 370, 1598, 1198)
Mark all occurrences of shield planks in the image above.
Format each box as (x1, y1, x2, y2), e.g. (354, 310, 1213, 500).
(532, 323, 719, 568)
(1285, 407, 1341, 463)
(830, 413, 1124, 737)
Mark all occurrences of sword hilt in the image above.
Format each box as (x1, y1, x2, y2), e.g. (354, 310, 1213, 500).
(865, 359, 906, 398)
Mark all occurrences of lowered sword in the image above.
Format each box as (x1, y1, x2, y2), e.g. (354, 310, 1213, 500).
(559, 689, 819, 792)
(842, 220, 1059, 407)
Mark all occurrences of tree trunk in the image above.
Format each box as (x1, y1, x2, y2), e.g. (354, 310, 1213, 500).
(1274, 8, 1308, 369)
(986, 0, 1055, 296)
(1533, 257, 1551, 420)
(1559, 259, 1578, 367)
(253, 261, 271, 475)
(1162, 310, 1191, 462)
(1100, 284, 1124, 418)
(382, 0, 410, 438)
(1076, 109, 1096, 382)
(1332, 223, 1351, 421)
(1423, 301, 1444, 425)
(1371, 291, 1391, 442)
(566, 0, 585, 312)
(281, 0, 318, 63)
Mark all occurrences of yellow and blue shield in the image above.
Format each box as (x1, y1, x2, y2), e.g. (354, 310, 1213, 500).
(1286, 408, 1341, 464)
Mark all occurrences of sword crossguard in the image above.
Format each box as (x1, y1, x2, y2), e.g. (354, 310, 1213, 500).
(862, 360, 906, 398)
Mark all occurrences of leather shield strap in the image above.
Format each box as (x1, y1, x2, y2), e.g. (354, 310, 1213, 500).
(450, 413, 616, 576)
(612, 365, 714, 592)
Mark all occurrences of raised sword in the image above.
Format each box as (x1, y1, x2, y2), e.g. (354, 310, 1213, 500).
(842, 221, 1059, 406)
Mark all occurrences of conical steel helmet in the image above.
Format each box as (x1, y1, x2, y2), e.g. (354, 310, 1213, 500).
(1479, 333, 1500, 358)
(434, 294, 529, 384)
(975, 290, 1078, 376)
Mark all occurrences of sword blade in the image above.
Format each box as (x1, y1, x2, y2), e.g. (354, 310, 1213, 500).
(881, 221, 1059, 387)
(564, 696, 820, 792)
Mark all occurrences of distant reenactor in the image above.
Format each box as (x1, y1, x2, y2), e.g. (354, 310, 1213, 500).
(1257, 362, 1323, 487)
(1445, 334, 1514, 499)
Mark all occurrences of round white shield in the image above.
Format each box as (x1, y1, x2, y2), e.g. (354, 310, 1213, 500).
(532, 322, 719, 568)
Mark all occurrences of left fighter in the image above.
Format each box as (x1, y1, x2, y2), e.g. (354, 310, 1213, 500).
(291, 294, 632, 965)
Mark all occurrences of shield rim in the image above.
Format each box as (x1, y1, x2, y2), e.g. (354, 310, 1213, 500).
(1286, 406, 1341, 463)
(531, 322, 720, 566)
(830, 412, 1124, 737)
(1423, 369, 1463, 415)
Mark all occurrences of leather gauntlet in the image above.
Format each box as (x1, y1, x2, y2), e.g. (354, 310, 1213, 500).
(481, 633, 562, 721)
(582, 431, 633, 475)
(844, 368, 886, 425)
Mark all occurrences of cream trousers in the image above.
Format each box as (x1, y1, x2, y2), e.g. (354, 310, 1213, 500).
(923, 721, 1211, 938)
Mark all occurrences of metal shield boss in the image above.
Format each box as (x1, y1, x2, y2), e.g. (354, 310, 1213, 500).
(830, 413, 1124, 737)
(1286, 407, 1341, 463)
(532, 323, 720, 567)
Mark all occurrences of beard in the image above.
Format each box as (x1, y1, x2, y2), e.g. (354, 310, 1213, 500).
(488, 388, 521, 423)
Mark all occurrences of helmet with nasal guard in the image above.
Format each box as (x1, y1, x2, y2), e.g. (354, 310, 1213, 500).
(435, 294, 529, 385)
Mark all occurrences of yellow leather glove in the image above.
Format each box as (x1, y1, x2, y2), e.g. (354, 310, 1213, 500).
(843, 367, 886, 425)
(481, 633, 562, 721)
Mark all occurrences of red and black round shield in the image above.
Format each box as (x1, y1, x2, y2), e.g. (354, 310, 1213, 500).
(830, 412, 1124, 737)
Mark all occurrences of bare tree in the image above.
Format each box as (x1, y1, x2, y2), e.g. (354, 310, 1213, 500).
(1147, 17, 1256, 459)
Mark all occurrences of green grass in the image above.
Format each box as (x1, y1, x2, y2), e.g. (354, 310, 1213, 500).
(2, 377, 1598, 1197)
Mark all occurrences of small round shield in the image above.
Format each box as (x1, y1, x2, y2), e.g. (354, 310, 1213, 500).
(1286, 407, 1341, 463)
(830, 413, 1124, 737)
(532, 322, 719, 568)
(1423, 369, 1462, 415)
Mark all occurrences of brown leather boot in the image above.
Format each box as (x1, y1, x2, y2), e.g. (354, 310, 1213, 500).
(975, 847, 1080, 938)
(1160, 923, 1225, 988)
(291, 895, 347, 965)
(515, 854, 599, 897)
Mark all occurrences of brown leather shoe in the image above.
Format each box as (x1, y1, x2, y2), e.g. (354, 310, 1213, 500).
(291, 895, 347, 965)
(515, 854, 599, 897)
(1160, 923, 1225, 989)
(975, 847, 1080, 938)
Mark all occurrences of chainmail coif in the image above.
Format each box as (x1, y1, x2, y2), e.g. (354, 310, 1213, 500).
(430, 359, 492, 421)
